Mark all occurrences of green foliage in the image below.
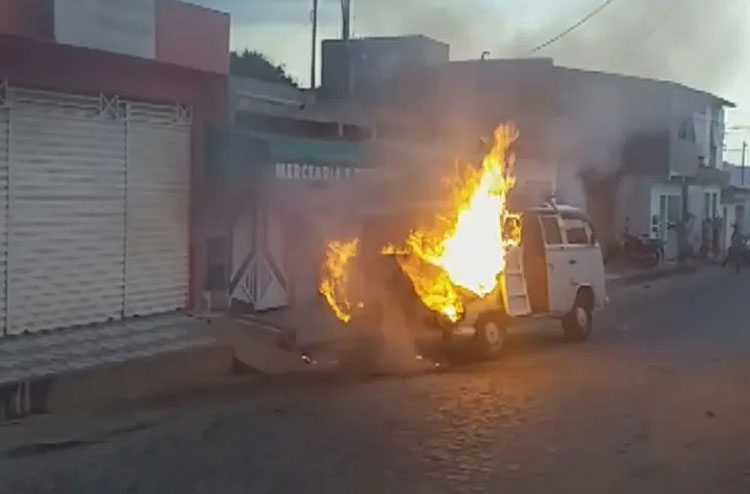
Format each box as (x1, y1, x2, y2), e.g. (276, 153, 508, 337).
(229, 50, 297, 87)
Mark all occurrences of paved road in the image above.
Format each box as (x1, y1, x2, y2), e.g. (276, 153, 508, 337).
(2, 268, 750, 494)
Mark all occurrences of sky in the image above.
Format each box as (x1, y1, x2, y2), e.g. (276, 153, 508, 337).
(195, 0, 750, 164)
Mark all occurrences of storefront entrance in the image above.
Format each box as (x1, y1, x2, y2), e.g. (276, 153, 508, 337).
(208, 128, 368, 341)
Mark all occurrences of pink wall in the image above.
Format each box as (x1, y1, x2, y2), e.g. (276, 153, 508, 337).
(0, 0, 52, 40)
(156, 0, 230, 74)
(0, 0, 229, 75)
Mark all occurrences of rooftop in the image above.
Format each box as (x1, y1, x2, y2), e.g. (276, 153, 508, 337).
(439, 56, 735, 107)
(324, 34, 448, 46)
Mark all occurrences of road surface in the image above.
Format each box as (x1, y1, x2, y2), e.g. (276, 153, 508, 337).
(2, 267, 750, 494)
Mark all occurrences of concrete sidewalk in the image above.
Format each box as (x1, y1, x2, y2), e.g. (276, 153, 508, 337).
(0, 314, 233, 420)
(606, 262, 698, 289)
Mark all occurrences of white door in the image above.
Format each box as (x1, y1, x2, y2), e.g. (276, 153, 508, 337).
(8, 89, 127, 334)
(665, 195, 681, 260)
(539, 215, 574, 315)
(229, 205, 289, 311)
(0, 108, 8, 335)
(258, 209, 289, 310)
(124, 107, 190, 317)
(561, 217, 593, 284)
(560, 216, 607, 308)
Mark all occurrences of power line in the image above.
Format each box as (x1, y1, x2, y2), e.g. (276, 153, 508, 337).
(604, 0, 691, 73)
(528, 0, 621, 55)
(638, 0, 687, 44)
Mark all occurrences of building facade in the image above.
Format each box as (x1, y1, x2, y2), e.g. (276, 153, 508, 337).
(205, 75, 381, 343)
(0, 0, 229, 335)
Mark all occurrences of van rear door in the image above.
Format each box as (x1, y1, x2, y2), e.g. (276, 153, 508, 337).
(561, 217, 607, 308)
(561, 217, 594, 290)
(539, 215, 576, 315)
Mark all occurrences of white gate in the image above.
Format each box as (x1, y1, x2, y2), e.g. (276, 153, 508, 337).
(7, 89, 127, 334)
(124, 103, 190, 316)
(230, 205, 289, 312)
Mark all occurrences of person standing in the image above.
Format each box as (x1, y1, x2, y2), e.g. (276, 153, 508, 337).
(722, 224, 744, 273)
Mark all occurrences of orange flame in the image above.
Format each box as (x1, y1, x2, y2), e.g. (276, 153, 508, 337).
(319, 238, 359, 323)
(384, 124, 521, 321)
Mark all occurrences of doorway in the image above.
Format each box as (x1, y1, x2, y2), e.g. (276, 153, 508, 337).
(736, 205, 746, 233)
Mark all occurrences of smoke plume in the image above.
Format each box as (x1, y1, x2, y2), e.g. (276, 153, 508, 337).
(355, 0, 747, 98)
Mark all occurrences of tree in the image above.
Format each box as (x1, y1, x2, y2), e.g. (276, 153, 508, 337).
(230, 50, 297, 87)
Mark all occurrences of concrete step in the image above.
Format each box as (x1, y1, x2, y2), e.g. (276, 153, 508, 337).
(0, 313, 233, 420)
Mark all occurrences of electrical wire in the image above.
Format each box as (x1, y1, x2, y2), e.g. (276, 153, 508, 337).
(528, 0, 621, 55)
(638, 0, 687, 44)
(604, 0, 688, 72)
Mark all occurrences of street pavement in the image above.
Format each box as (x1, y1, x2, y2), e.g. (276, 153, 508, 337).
(2, 267, 750, 493)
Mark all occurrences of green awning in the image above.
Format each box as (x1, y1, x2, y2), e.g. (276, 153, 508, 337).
(206, 127, 364, 183)
(251, 131, 362, 165)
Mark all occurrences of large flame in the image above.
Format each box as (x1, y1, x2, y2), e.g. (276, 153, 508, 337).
(384, 124, 521, 322)
(319, 238, 359, 323)
(318, 124, 521, 325)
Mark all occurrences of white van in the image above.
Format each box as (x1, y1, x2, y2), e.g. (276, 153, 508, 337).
(453, 203, 608, 356)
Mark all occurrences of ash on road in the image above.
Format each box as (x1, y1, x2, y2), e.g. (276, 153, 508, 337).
(2, 268, 750, 494)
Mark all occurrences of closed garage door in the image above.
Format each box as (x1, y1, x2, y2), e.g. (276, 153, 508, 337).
(0, 87, 192, 335)
(7, 89, 127, 334)
(125, 103, 190, 316)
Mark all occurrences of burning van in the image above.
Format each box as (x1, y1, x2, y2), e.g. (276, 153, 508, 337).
(354, 202, 608, 358)
(318, 124, 608, 358)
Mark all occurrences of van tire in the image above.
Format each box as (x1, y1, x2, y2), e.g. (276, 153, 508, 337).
(563, 291, 593, 342)
(474, 312, 508, 359)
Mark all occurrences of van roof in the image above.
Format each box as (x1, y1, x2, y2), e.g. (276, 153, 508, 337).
(362, 202, 589, 220)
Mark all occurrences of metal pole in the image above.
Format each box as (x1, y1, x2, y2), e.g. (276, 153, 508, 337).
(311, 0, 319, 89)
(742, 140, 747, 186)
(340, 0, 353, 95)
(341, 0, 351, 40)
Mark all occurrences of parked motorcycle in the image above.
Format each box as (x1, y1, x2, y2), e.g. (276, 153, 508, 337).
(620, 233, 663, 268)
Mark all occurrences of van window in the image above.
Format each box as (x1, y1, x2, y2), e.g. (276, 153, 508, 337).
(563, 218, 590, 245)
(540, 216, 563, 245)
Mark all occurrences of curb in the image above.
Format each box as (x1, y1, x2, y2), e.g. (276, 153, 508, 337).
(0, 343, 234, 421)
(607, 264, 698, 290)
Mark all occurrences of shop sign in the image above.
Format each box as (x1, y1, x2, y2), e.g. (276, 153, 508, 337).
(274, 162, 357, 182)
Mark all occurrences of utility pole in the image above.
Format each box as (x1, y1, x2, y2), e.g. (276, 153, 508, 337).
(742, 140, 747, 186)
(340, 0, 354, 95)
(310, 0, 319, 89)
(341, 0, 351, 40)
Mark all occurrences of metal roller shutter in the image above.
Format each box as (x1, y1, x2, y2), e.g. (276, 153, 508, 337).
(7, 89, 127, 334)
(0, 108, 8, 335)
(125, 104, 190, 316)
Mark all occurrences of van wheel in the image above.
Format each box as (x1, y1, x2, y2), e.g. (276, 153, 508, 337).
(474, 312, 508, 358)
(563, 292, 593, 342)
